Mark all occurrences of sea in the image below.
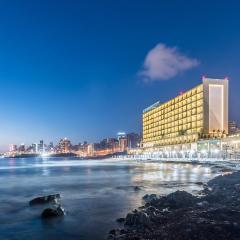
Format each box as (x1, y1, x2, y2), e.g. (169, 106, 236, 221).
(0, 157, 230, 239)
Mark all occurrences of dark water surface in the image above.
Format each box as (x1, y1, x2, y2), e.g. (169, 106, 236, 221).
(0, 157, 220, 240)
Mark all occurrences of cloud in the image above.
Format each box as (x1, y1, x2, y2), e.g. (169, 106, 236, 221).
(139, 43, 199, 82)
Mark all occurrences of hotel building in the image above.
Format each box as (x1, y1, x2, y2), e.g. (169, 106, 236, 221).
(142, 77, 228, 149)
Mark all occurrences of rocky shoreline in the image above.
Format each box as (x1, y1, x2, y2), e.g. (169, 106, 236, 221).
(108, 171, 240, 240)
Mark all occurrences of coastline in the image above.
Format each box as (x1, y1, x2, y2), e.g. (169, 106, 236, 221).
(108, 170, 240, 240)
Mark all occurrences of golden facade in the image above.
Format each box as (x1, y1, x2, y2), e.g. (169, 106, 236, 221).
(143, 78, 228, 148)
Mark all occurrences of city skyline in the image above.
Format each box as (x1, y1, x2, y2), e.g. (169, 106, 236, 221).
(1, 1, 240, 151)
(6, 132, 141, 158)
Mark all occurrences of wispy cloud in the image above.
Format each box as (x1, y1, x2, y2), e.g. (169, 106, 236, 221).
(139, 43, 199, 82)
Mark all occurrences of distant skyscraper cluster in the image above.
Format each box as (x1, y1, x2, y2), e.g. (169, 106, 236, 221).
(7, 132, 141, 157)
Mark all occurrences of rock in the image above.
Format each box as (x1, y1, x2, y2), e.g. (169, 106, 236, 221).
(41, 205, 66, 219)
(108, 171, 240, 240)
(162, 207, 170, 212)
(116, 217, 125, 223)
(108, 230, 126, 240)
(152, 191, 198, 209)
(234, 184, 240, 192)
(195, 181, 204, 185)
(208, 171, 239, 189)
(146, 206, 158, 212)
(125, 211, 150, 226)
(196, 201, 209, 208)
(134, 186, 141, 191)
(201, 186, 211, 195)
(29, 194, 60, 206)
(109, 229, 117, 235)
(142, 194, 159, 203)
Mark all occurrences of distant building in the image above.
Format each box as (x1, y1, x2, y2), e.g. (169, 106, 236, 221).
(9, 144, 17, 152)
(107, 138, 119, 152)
(32, 143, 38, 153)
(57, 138, 71, 153)
(38, 140, 44, 153)
(119, 138, 127, 152)
(117, 133, 127, 152)
(77, 142, 89, 156)
(228, 121, 239, 135)
(46, 142, 54, 153)
(71, 144, 80, 151)
(127, 133, 141, 149)
(117, 132, 126, 140)
(18, 143, 25, 152)
(87, 144, 94, 156)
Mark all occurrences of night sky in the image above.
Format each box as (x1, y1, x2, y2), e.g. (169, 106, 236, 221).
(0, 0, 240, 151)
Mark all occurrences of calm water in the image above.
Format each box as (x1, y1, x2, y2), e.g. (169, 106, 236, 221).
(0, 157, 221, 240)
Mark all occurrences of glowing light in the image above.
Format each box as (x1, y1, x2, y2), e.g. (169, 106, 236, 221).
(201, 149, 207, 154)
(214, 149, 219, 153)
(41, 153, 50, 157)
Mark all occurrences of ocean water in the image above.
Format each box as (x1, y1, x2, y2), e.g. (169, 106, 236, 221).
(0, 157, 221, 240)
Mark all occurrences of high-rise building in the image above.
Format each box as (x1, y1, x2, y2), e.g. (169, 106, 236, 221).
(32, 143, 38, 153)
(46, 142, 54, 153)
(117, 132, 126, 140)
(87, 144, 94, 156)
(57, 138, 71, 153)
(119, 137, 127, 152)
(38, 140, 44, 153)
(143, 77, 228, 148)
(228, 121, 239, 135)
(9, 144, 17, 152)
(18, 143, 25, 152)
(127, 133, 141, 149)
(116, 132, 127, 152)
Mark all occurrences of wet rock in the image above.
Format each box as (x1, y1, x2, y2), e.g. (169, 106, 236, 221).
(125, 211, 150, 226)
(108, 171, 240, 240)
(142, 194, 159, 203)
(134, 186, 141, 191)
(201, 186, 211, 195)
(234, 183, 240, 192)
(116, 217, 125, 223)
(208, 171, 239, 189)
(107, 230, 126, 240)
(108, 229, 118, 235)
(41, 205, 65, 219)
(29, 194, 60, 206)
(196, 201, 209, 208)
(152, 191, 198, 209)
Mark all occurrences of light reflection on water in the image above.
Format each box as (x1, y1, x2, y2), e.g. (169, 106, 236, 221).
(0, 157, 220, 240)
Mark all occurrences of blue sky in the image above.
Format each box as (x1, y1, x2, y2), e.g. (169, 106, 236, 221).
(0, 0, 240, 150)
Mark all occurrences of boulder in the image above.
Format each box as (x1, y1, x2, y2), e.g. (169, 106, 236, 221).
(152, 191, 198, 209)
(125, 211, 150, 226)
(41, 205, 66, 219)
(195, 181, 204, 185)
(116, 217, 125, 223)
(29, 194, 60, 206)
(234, 184, 240, 192)
(196, 201, 209, 208)
(142, 194, 159, 203)
(208, 172, 240, 189)
(134, 186, 141, 191)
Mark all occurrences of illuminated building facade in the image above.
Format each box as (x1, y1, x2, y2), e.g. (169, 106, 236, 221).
(9, 144, 17, 152)
(57, 138, 71, 153)
(143, 77, 228, 148)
